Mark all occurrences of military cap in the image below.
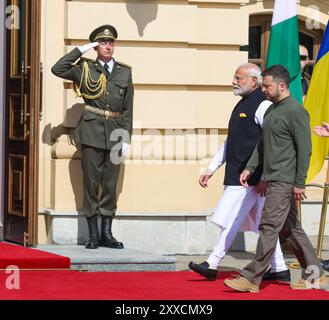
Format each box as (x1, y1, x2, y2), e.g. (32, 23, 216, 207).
(89, 24, 118, 42)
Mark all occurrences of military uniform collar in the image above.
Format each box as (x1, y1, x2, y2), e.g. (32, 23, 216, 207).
(95, 58, 114, 69)
(94, 58, 120, 79)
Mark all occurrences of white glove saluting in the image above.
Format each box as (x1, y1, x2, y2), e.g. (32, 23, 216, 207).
(78, 42, 99, 54)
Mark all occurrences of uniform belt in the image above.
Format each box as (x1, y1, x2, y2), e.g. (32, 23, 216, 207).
(85, 105, 121, 119)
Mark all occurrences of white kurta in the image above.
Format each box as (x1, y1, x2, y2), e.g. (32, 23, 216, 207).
(208, 100, 272, 232)
(211, 185, 263, 232)
(205, 98, 287, 272)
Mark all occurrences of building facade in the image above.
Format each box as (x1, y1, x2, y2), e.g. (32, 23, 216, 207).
(1, 0, 329, 254)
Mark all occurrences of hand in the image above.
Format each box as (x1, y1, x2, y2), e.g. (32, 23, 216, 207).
(255, 180, 267, 197)
(122, 143, 129, 157)
(313, 122, 329, 137)
(199, 169, 214, 188)
(77, 42, 99, 54)
(294, 187, 307, 201)
(240, 170, 251, 188)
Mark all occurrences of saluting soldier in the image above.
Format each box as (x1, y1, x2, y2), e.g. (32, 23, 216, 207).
(52, 25, 134, 250)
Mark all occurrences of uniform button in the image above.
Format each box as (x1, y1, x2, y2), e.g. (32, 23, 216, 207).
(106, 92, 109, 95)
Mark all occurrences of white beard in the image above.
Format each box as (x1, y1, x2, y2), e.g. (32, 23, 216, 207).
(233, 86, 252, 97)
(233, 88, 241, 96)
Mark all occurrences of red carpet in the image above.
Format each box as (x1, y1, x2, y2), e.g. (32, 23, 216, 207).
(0, 242, 70, 270)
(0, 270, 328, 300)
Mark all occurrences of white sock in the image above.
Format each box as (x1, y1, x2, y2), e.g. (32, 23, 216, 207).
(269, 265, 288, 273)
(270, 239, 288, 272)
(206, 260, 218, 270)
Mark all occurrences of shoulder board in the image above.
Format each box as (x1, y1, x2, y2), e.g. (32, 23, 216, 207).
(72, 57, 94, 67)
(81, 57, 96, 63)
(117, 61, 132, 69)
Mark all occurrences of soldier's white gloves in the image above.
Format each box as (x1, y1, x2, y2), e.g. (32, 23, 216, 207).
(122, 143, 129, 157)
(78, 42, 99, 54)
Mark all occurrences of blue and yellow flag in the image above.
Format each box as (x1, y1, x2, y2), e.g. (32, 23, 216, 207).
(305, 21, 329, 183)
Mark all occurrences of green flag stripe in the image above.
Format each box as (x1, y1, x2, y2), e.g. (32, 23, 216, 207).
(266, 15, 302, 103)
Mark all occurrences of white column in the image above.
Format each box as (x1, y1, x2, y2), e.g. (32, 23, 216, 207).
(0, 2, 6, 232)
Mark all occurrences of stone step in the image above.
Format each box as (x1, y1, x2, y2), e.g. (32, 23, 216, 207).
(36, 245, 177, 272)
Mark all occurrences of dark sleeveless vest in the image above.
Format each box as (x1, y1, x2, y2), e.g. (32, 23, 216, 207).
(224, 87, 266, 186)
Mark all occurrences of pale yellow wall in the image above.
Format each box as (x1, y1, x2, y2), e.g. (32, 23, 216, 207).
(39, 0, 67, 211)
(39, 0, 249, 224)
(38, 0, 329, 243)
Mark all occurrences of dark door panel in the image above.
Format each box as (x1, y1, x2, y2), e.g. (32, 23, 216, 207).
(4, 0, 40, 246)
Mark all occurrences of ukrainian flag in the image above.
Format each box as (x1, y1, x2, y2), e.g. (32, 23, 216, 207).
(305, 21, 329, 183)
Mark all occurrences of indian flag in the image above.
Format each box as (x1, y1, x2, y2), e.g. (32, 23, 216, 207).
(266, 0, 302, 103)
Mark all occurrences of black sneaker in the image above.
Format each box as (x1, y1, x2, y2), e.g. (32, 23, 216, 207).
(188, 261, 217, 281)
(263, 269, 291, 282)
(321, 259, 329, 272)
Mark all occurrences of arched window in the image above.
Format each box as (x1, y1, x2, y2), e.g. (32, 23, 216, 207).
(241, 14, 324, 70)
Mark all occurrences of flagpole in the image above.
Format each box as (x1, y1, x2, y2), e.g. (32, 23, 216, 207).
(316, 157, 329, 259)
(290, 157, 329, 269)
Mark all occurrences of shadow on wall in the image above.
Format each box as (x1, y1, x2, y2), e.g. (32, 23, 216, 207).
(126, 0, 158, 37)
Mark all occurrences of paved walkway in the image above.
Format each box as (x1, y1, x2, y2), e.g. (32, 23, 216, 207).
(173, 236, 329, 282)
(37, 245, 176, 271)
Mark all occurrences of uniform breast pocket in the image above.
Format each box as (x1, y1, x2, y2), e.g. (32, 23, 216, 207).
(113, 81, 128, 98)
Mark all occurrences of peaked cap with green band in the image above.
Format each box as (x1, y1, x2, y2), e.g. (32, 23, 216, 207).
(89, 24, 118, 42)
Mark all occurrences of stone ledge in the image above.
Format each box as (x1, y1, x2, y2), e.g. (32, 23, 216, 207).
(71, 263, 175, 272)
(43, 209, 212, 218)
(41, 210, 211, 255)
(37, 245, 176, 272)
(41, 202, 329, 255)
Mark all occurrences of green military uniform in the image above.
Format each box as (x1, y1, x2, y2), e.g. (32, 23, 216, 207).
(52, 48, 133, 150)
(52, 25, 133, 249)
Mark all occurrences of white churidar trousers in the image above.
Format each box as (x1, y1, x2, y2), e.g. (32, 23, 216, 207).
(207, 186, 287, 272)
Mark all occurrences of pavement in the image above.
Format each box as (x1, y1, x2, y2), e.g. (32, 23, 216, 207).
(37, 244, 177, 272)
(173, 236, 329, 282)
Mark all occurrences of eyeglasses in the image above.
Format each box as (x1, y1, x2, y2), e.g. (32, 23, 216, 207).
(300, 55, 308, 61)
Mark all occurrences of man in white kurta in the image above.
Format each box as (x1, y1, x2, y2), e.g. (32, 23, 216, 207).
(189, 64, 290, 281)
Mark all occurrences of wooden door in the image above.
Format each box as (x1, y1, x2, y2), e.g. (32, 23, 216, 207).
(4, 0, 41, 246)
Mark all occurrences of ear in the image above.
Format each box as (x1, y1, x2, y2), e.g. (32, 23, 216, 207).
(279, 82, 287, 91)
(248, 76, 257, 88)
(252, 77, 258, 87)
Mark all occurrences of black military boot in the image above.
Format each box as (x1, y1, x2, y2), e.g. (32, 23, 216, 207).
(85, 216, 100, 249)
(100, 216, 124, 249)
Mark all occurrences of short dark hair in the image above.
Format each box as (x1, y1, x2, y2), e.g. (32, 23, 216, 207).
(261, 65, 290, 86)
